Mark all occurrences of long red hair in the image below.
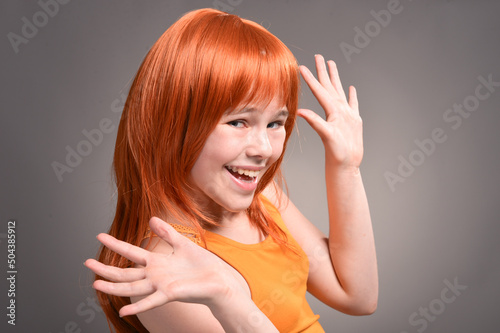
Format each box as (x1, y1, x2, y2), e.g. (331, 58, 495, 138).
(95, 8, 299, 332)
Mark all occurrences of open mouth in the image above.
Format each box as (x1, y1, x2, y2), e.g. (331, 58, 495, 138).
(225, 166, 260, 183)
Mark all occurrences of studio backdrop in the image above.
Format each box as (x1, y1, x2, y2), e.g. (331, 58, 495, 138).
(1, 0, 499, 332)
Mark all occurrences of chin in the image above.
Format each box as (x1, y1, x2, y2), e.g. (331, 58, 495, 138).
(218, 195, 255, 213)
(224, 201, 253, 213)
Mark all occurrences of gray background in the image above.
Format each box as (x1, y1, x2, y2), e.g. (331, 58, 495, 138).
(1, 0, 499, 332)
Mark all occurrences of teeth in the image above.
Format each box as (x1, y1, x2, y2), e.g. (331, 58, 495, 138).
(228, 166, 260, 178)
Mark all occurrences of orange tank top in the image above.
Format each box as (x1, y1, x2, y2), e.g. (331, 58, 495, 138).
(159, 195, 325, 332)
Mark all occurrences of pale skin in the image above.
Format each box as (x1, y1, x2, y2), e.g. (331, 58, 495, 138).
(85, 54, 378, 332)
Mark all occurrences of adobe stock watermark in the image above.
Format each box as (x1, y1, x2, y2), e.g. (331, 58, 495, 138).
(212, 0, 243, 13)
(7, 0, 72, 54)
(51, 93, 127, 183)
(48, 296, 106, 333)
(340, 0, 408, 64)
(385, 73, 499, 192)
(400, 277, 467, 333)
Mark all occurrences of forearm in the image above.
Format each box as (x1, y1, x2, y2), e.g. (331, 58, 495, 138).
(325, 153, 378, 311)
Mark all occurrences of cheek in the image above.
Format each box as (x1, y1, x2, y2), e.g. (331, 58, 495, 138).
(204, 126, 242, 155)
(191, 129, 240, 176)
(270, 131, 286, 160)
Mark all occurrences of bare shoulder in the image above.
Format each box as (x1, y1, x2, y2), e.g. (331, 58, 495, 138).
(130, 236, 225, 333)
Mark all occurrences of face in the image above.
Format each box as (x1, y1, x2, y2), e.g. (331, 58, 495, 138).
(189, 98, 289, 218)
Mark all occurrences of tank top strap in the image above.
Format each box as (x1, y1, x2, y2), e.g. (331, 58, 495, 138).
(143, 223, 202, 246)
(259, 194, 299, 247)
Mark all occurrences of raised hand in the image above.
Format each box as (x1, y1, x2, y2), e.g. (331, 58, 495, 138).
(84, 217, 242, 318)
(298, 54, 364, 171)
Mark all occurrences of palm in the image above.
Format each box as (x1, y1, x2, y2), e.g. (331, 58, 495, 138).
(299, 55, 364, 169)
(85, 218, 237, 317)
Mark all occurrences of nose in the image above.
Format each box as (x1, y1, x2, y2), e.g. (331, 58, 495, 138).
(246, 128, 273, 160)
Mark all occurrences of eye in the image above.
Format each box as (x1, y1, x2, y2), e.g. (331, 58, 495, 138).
(227, 120, 245, 128)
(267, 121, 284, 129)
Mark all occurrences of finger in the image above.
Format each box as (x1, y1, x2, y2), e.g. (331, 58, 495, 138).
(149, 217, 187, 250)
(84, 258, 145, 282)
(327, 60, 347, 100)
(299, 65, 337, 116)
(314, 54, 334, 92)
(119, 291, 168, 317)
(97, 233, 148, 266)
(348, 85, 359, 115)
(297, 108, 331, 140)
(93, 278, 154, 297)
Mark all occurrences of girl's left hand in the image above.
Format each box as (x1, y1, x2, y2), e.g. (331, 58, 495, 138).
(298, 54, 364, 171)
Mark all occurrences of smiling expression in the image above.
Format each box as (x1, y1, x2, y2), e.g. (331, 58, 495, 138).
(189, 98, 289, 219)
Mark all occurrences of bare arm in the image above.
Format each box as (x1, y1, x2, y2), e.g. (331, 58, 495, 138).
(264, 54, 377, 315)
(85, 217, 278, 332)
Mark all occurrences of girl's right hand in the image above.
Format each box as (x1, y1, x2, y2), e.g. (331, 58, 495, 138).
(84, 217, 244, 318)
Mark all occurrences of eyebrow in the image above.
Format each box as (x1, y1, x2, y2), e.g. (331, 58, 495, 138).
(276, 109, 290, 117)
(228, 107, 289, 118)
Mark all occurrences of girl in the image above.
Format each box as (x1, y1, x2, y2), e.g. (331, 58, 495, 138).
(85, 8, 377, 332)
